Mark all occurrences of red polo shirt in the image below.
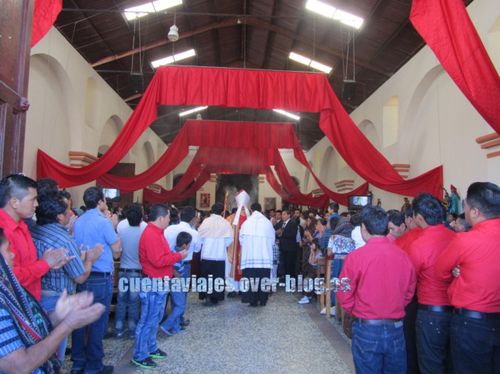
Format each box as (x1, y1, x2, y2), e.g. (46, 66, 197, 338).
(435, 218, 500, 313)
(396, 226, 423, 253)
(0, 209, 49, 300)
(139, 222, 182, 279)
(407, 225, 455, 306)
(337, 236, 416, 319)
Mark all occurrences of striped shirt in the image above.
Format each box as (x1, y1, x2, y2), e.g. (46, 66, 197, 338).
(0, 309, 43, 373)
(30, 223, 86, 295)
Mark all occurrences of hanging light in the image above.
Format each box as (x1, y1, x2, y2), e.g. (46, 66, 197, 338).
(168, 13, 179, 41)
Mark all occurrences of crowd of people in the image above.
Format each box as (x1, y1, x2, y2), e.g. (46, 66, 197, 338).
(0, 173, 498, 373)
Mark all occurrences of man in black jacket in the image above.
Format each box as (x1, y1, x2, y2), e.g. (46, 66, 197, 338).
(278, 210, 299, 278)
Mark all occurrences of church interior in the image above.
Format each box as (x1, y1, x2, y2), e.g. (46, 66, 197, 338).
(0, 0, 499, 373)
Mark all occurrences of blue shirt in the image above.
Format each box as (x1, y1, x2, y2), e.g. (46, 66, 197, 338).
(0, 309, 43, 374)
(30, 223, 86, 294)
(73, 208, 118, 273)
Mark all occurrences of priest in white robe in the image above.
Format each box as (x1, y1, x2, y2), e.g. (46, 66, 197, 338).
(239, 202, 275, 307)
(198, 202, 233, 306)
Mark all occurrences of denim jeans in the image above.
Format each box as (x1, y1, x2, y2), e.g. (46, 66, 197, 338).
(40, 294, 67, 362)
(160, 289, 186, 333)
(133, 288, 168, 361)
(415, 309, 452, 374)
(352, 320, 407, 374)
(181, 263, 191, 322)
(450, 313, 500, 374)
(330, 258, 344, 306)
(71, 273, 113, 374)
(115, 271, 141, 335)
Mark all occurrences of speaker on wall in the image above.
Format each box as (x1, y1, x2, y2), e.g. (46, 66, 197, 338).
(342, 80, 357, 101)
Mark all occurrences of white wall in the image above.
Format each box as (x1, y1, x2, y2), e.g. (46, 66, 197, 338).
(305, 0, 500, 210)
(25, 28, 168, 206)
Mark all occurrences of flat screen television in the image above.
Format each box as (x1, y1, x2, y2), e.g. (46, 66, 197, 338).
(348, 195, 372, 210)
(103, 188, 120, 200)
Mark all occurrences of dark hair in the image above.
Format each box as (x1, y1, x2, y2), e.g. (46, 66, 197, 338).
(350, 213, 362, 227)
(37, 178, 59, 199)
(251, 202, 262, 212)
(125, 203, 143, 226)
(388, 210, 405, 226)
(361, 206, 388, 236)
(329, 202, 339, 213)
(211, 202, 224, 215)
(176, 231, 192, 248)
(59, 190, 72, 201)
(180, 206, 196, 223)
(79, 205, 87, 212)
(0, 174, 38, 208)
(83, 187, 104, 209)
(231, 207, 237, 215)
(282, 209, 290, 215)
(169, 206, 180, 225)
(412, 193, 445, 225)
(275, 210, 282, 214)
(340, 212, 349, 217)
(466, 182, 500, 219)
(148, 203, 170, 222)
(329, 216, 339, 231)
(36, 195, 68, 225)
(403, 206, 414, 218)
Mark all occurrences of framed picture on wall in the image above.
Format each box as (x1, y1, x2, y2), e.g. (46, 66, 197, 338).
(264, 197, 276, 211)
(200, 193, 211, 208)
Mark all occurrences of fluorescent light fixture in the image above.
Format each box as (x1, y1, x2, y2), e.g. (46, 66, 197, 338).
(124, 0, 182, 21)
(273, 109, 300, 121)
(179, 106, 208, 117)
(305, 0, 364, 30)
(151, 48, 196, 68)
(288, 52, 333, 74)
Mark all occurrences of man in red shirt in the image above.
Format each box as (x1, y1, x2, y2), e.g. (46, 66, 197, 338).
(396, 207, 423, 253)
(337, 206, 416, 373)
(132, 204, 188, 369)
(407, 193, 455, 373)
(435, 182, 500, 374)
(0, 175, 68, 300)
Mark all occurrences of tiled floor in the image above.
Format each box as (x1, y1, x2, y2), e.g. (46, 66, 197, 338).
(64, 291, 354, 373)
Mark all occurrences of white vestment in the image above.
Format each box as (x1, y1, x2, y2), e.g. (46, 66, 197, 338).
(239, 211, 275, 270)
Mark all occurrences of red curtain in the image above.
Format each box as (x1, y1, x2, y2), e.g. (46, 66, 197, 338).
(31, 0, 62, 46)
(410, 0, 500, 134)
(37, 66, 443, 198)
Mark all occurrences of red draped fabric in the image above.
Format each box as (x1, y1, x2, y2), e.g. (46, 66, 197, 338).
(31, 0, 62, 47)
(410, 0, 500, 133)
(37, 66, 443, 198)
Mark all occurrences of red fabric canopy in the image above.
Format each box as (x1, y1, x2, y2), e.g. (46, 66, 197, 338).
(410, 0, 500, 134)
(37, 66, 443, 198)
(31, 0, 62, 47)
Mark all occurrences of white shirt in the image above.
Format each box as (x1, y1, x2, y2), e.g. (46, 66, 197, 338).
(239, 211, 275, 269)
(164, 221, 201, 262)
(351, 226, 366, 249)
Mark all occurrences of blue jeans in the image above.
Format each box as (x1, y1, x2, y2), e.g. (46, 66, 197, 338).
(115, 271, 141, 335)
(450, 313, 500, 374)
(40, 294, 67, 362)
(181, 263, 191, 322)
(330, 258, 344, 306)
(71, 274, 113, 374)
(416, 309, 452, 373)
(160, 289, 186, 333)
(133, 289, 168, 361)
(352, 320, 407, 374)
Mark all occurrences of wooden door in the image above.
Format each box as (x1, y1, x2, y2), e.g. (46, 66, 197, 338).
(0, 0, 33, 176)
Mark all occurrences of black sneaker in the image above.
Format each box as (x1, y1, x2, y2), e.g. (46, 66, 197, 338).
(149, 349, 167, 360)
(131, 357, 157, 369)
(99, 365, 114, 374)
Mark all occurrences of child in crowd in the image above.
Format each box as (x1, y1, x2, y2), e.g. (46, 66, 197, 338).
(160, 231, 192, 336)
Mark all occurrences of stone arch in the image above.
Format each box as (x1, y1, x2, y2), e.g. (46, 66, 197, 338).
(24, 53, 75, 176)
(319, 146, 337, 185)
(382, 96, 399, 147)
(400, 65, 445, 162)
(358, 120, 380, 149)
(98, 115, 131, 162)
(303, 170, 310, 192)
(143, 141, 155, 168)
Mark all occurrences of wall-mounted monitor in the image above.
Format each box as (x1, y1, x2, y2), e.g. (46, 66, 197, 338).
(348, 195, 372, 210)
